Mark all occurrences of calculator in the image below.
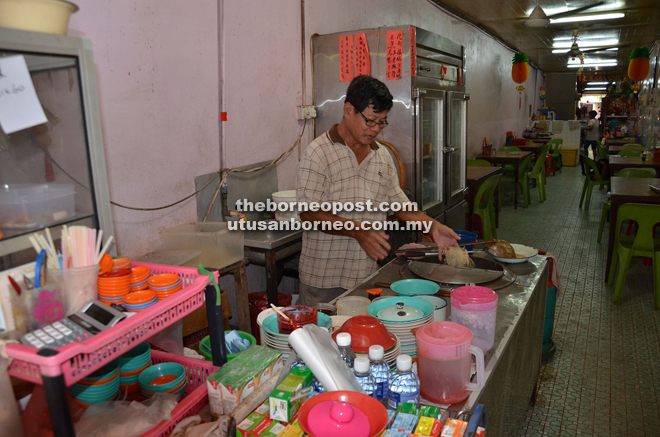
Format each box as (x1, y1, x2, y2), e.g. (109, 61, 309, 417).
(20, 300, 126, 349)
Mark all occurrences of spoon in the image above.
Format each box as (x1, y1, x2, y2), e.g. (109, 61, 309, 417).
(270, 303, 290, 321)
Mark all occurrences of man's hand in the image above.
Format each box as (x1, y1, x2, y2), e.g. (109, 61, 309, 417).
(355, 230, 391, 261)
(428, 222, 460, 261)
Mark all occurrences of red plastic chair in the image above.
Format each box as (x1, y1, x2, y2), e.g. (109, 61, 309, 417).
(545, 154, 556, 177)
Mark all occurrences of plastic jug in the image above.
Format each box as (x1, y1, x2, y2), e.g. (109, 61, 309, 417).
(450, 285, 498, 352)
(415, 322, 484, 405)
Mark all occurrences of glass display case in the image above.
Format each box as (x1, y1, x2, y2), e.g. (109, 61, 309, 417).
(419, 92, 444, 211)
(0, 27, 113, 263)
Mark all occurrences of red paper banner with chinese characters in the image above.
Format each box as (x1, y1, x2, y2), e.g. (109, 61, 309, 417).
(339, 35, 354, 82)
(386, 30, 403, 80)
(410, 27, 416, 77)
(355, 33, 370, 76)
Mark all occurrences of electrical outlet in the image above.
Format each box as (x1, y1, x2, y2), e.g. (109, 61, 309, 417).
(297, 105, 317, 120)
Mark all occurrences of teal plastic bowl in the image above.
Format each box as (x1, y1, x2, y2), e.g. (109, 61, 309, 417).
(262, 312, 332, 337)
(120, 374, 140, 384)
(118, 342, 151, 372)
(390, 279, 440, 296)
(138, 363, 186, 392)
(83, 360, 119, 382)
(367, 297, 434, 322)
(71, 378, 120, 403)
(200, 330, 256, 362)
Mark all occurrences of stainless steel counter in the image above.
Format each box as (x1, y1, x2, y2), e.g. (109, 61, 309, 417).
(243, 228, 303, 251)
(334, 254, 549, 435)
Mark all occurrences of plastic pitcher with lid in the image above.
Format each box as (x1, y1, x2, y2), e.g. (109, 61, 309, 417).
(415, 321, 485, 404)
(451, 285, 498, 352)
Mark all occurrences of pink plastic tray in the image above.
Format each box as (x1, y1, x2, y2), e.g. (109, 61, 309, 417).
(6, 262, 219, 386)
(141, 349, 218, 437)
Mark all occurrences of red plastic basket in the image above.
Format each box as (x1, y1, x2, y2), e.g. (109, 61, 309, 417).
(141, 349, 218, 437)
(6, 262, 219, 386)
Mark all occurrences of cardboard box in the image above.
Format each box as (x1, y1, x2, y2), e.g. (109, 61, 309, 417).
(207, 346, 283, 417)
(237, 412, 267, 436)
(269, 367, 313, 423)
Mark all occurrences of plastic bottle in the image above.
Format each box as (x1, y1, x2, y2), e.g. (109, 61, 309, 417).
(369, 345, 391, 403)
(387, 355, 420, 413)
(336, 332, 356, 369)
(353, 356, 377, 397)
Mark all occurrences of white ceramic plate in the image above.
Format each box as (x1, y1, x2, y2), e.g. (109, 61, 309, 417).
(491, 243, 538, 264)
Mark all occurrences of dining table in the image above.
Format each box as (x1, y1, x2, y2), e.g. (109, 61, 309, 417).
(606, 137, 639, 146)
(605, 177, 660, 279)
(474, 151, 532, 209)
(466, 165, 503, 232)
(515, 142, 545, 159)
(608, 155, 660, 176)
(608, 145, 646, 154)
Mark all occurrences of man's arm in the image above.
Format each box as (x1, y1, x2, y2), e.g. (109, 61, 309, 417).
(299, 211, 391, 261)
(394, 210, 460, 258)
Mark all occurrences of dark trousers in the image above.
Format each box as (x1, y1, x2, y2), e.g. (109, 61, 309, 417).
(581, 140, 597, 174)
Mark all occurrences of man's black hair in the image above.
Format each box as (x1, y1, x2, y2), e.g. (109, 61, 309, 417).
(345, 75, 393, 113)
(589, 110, 598, 118)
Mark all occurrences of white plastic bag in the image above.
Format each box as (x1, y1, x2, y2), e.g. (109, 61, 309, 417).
(74, 392, 179, 437)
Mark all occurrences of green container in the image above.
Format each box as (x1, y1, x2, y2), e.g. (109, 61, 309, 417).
(200, 331, 256, 362)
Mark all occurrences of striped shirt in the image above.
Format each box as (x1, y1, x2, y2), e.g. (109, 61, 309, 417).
(296, 125, 410, 289)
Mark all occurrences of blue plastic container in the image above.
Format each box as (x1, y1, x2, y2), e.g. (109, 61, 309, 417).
(454, 230, 478, 250)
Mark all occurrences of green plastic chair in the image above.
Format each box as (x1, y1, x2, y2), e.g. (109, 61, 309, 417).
(623, 143, 643, 147)
(472, 174, 501, 240)
(597, 168, 657, 243)
(499, 146, 521, 175)
(467, 159, 492, 167)
(579, 156, 609, 211)
(548, 141, 563, 172)
(596, 140, 609, 161)
(524, 154, 547, 204)
(607, 203, 660, 309)
(501, 154, 534, 207)
(618, 150, 643, 157)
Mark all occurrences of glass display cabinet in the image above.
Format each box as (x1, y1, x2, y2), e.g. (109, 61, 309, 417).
(0, 27, 113, 265)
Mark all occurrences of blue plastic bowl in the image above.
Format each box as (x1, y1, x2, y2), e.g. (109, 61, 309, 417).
(262, 312, 332, 337)
(367, 297, 434, 322)
(454, 230, 478, 250)
(83, 360, 119, 382)
(119, 342, 151, 372)
(390, 279, 440, 296)
(138, 362, 186, 392)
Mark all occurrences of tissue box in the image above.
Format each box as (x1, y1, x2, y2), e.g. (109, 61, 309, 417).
(207, 346, 283, 417)
(269, 367, 313, 422)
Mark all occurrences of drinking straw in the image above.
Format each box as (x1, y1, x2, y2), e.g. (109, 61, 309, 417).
(95, 230, 104, 265)
(96, 236, 114, 264)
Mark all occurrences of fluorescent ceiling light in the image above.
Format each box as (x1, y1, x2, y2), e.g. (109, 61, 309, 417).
(568, 58, 612, 64)
(550, 13, 625, 24)
(607, 48, 619, 51)
(585, 87, 607, 90)
(587, 82, 609, 85)
(553, 39, 619, 49)
(567, 62, 617, 68)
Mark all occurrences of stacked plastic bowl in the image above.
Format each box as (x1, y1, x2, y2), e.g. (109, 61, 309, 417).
(98, 268, 131, 305)
(138, 363, 187, 398)
(118, 342, 151, 394)
(130, 266, 151, 292)
(70, 360, 120, 407)
(148, 273, 182, 300)
(123, 289, 158, 312)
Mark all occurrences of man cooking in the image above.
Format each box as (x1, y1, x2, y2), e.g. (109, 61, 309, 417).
(296, 75, 460, 306)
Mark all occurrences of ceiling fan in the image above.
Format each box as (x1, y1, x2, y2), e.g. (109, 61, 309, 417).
(525, 0, 605, 28)
(563, 29, 626, 60)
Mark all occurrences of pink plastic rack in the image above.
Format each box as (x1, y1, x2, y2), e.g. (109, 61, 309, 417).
(6, 262, 219, 387)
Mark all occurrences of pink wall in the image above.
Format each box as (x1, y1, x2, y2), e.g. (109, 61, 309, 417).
(68, 0, 220, 257)
(223, 0, 543, 195)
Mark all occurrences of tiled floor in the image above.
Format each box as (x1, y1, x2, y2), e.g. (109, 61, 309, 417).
(495, 165, 660, 436)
